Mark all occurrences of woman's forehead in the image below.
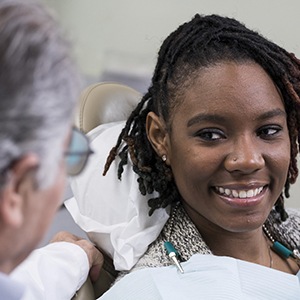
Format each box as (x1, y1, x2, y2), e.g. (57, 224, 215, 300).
(163, 62, 288, 131)
(174, 61, 284, 113)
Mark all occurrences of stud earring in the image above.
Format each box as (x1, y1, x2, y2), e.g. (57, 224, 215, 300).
(162, 154, 167, 162)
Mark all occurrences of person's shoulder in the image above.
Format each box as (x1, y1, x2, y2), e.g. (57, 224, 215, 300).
(281, 208, 300, 248)
(286, 208, 300, 221)
(274, 208, 300, 231)
(283, 208, 300, 234)
(267, 208, 300, 249)
(268, 207, 300, 225)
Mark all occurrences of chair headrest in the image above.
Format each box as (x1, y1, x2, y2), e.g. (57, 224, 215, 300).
(75, 82, 142, 133)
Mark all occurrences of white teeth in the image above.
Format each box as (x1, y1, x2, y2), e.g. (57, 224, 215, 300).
(247, 190, 254, 197)
(232, 190, 239, 197)
(239, 190, 247, 198)
(215, 186, 264, 198)
(225, 188, 231, 195)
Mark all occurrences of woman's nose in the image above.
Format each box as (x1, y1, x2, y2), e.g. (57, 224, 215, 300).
(224, 136, 265, 174)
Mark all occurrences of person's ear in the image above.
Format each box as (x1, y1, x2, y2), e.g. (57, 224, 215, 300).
(146, 112, 170, 163)
(0, 154, 39, 228)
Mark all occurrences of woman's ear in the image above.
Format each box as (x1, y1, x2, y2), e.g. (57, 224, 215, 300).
(0, 154, 39, 228)
(146, 112, 169, 161)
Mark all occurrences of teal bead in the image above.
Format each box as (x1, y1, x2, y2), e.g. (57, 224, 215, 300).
(272, 241, 293, 258)
(164, 241, 178, 255)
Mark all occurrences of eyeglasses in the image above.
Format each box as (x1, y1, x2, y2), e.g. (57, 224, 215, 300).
(64, 127, 93, 176)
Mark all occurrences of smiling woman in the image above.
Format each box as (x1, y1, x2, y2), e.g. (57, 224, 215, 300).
(98, 13, 300, 299)
(162, 62, 290, 237)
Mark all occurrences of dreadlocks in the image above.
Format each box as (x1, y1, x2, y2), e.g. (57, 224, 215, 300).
(103, 14, 300, 219)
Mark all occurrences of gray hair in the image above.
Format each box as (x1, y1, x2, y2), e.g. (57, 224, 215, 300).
(0, 0, 81, 188)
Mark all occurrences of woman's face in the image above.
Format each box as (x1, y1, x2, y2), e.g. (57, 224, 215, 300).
(164, 61, 290, 233)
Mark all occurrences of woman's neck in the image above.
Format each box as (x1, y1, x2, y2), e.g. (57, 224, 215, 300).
(179, 202, 299, 275)
(201, 226, 271, 266)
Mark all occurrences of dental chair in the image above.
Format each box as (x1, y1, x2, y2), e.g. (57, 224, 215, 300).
(71, 82, 142, 299)
(75, 81, 141, 133)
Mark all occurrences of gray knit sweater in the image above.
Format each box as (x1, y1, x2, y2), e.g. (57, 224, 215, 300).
(126, 204, 300, 274)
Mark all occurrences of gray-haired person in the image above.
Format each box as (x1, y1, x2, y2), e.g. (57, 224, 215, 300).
(0, 0, 103, 299)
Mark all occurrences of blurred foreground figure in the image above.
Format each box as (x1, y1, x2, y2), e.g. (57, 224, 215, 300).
(0, 0, 102, 299)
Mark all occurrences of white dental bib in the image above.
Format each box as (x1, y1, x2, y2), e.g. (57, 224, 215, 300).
(100, 254, 300, 300)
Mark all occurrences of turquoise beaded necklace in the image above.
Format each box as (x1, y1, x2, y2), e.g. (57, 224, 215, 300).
(262, 224, 300, 266)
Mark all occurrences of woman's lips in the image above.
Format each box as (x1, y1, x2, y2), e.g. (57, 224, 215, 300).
(214, 185, 267, 207)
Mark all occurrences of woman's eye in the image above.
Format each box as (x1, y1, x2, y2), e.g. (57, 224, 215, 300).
(197, 129, 225, 141)
(258, 126, 281, 138)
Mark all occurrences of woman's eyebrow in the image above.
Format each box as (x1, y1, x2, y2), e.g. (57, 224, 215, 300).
(256, 108, 287, 121)
(187, 108, 286, 127)
(187, 114, 226, 127)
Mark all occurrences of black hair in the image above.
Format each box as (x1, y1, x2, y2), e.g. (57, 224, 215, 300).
(104, 14, 300, 220)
